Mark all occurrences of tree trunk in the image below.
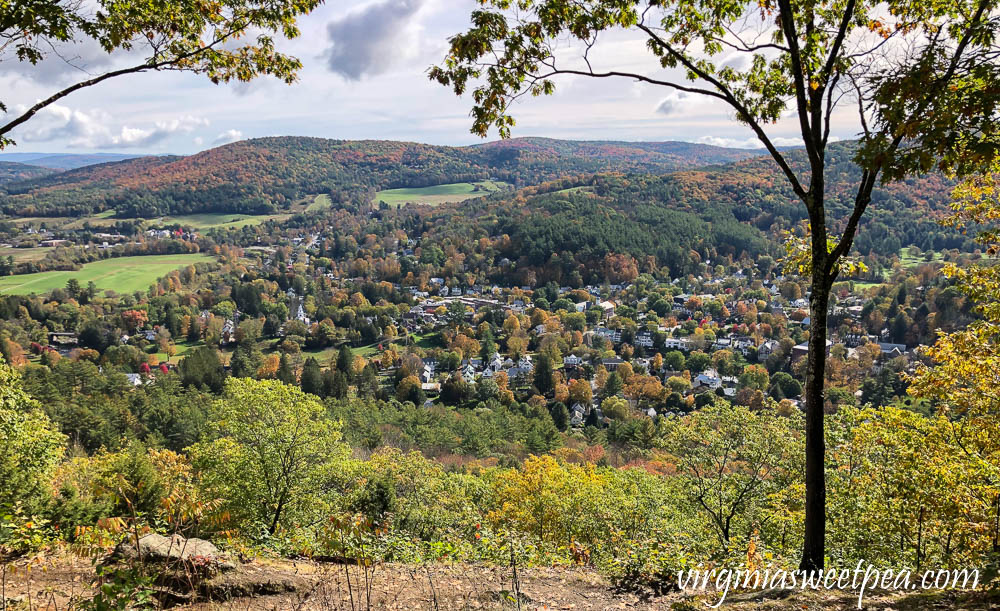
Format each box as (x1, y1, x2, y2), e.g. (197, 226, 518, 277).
(800, 271, 830, 573)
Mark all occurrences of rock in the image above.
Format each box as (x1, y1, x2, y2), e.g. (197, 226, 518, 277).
(111, 533, 236, 571)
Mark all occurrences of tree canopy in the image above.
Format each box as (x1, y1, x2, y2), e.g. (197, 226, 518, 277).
(0, 0, 323, 147)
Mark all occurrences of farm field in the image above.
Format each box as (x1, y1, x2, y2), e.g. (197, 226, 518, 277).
(3, 210, 291, 232)
(900, 249, 944, 268)
(372, 181, 509, 208)
(0, 247, 51, 261)
(0, 254, 212, 295)
(307, 194, 332, 212)
(152, 213, 289, 229)
(552, 185, 595, 195)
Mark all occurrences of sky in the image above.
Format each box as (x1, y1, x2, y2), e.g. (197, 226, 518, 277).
(0, 0, 861, 155)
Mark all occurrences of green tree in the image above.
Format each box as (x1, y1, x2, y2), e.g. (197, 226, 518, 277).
(324, 369, 348, 400)
(663, 350, 685, 372)
(178, 346, 227, 393)
(276, 353, 296, 385)
(65, 278, 81, 300)
(336, 345, 354, 376)
(229, 342, 263, 378)
(602, 371, 623, 399)
(190, 378, 346, 535)
(661, 403, 803, 550)
(480, 328, 497, 361)
(0, 0, 322, 147)
(550, 401, 570, 431)
(446, 300, 468, 326)
(685, 352, 711, 374)
(300, 357, 323, 397)
(533, 353, 555, 395)
(739, 365, 770, 392)
(433, 0, 1000, 571)
(0, 358, 65, 511)
(357, 362, 378, 398)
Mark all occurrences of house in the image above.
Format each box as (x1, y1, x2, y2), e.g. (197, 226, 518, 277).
(664, 337, 692, 351)
(791, 340, 833, 363)
(595, 327, 622, 343)
(634, 331, 654, 348)
(844, 333, 869, 348)
(489, 353, 505, 373)
(48, 332, 78, 347)
(757, 339, 779, 360)
(694, 370, 722, 390)
(564, 354, 583, 368)
(125, 373, 144, 387)
(602, 357, 624, 371)
(877, 342, 907, 358)
(221, 320, 236, 345)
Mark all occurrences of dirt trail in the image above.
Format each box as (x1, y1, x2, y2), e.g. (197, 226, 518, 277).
(2, 553, 997, 610)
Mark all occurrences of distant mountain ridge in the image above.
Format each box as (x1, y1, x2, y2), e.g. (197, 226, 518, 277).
(0, 136, 766, 218)
(0, 152, 145, 170)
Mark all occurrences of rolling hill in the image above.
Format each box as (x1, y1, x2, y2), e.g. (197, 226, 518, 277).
(0, 137, 762, 218)
(0, 152, 145, 170)
(0, 161, 54, 184)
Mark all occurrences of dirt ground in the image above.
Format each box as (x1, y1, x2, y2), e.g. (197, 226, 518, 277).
(2, 552, 998, 610)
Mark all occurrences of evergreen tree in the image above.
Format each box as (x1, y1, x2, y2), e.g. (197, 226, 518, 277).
(533, 353, 554, 396)
(324, 369, 348, 400)
(230, 343, 263, 378)
(65, 278, 81, 300)
(550, 401, 570, 431)
(336, 345, 353, 376)
(300, 357, 324, 397)
(480, 328, 497, 361)
(277, 353, 296, 385)
(603, 371, 623, 399)
(179, 346, 227, 393)
(357, 363, 378, 398)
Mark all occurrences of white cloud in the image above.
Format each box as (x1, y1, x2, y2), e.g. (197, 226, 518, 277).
(212, 129, 244, 146)
(15, 104, 208, 149)
(654, 91, 691, 116)
(324, 0, 429, 80)
(695, 135, 805, 149)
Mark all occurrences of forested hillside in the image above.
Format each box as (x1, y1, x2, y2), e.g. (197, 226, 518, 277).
(0, 161, 54, 184)
(660, 142, 962, 256)
(0, 137, 760, 218)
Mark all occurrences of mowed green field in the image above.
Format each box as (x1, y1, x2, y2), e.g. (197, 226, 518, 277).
(372, 181, 509, 208)
(154, 213, 289, 229)
(0, 247, 51, 262)
(0, 254, 212, 295)
(308, 194, 333, 212)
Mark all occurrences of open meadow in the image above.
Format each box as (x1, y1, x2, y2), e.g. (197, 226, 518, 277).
(372, 181, 509, 208)
(0, 253, 212, 294)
